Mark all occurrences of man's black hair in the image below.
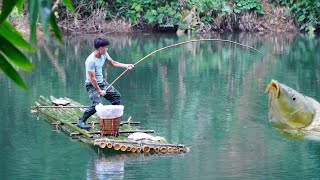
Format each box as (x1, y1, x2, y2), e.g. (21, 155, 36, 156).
(94, 36, 110, 49)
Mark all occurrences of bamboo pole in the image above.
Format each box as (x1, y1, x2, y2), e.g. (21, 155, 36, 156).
(113, 143, 121, 151)
(136, 147, 141, 153)
(99, 142, 107, 148)
(106, 39, 262, 90)
(39, 109, 93, 138)
(160, 147, 168, 153)
(143, 146, 150, 153)
(107, 142, 113, 148)
(38, 97, 83, 124)
(70, 129, 155, 136)
(154, 147, 160, 153)
(94, 138, 186, 148)
(172, 147, 178, 153)
(131, 147, 137, 153)
(32, 105, 89, 109)
(35, 97, 93, 138)
(120, 144, 127, 151)
(149, 147, 155, 153)
(51, 121, 141, 126)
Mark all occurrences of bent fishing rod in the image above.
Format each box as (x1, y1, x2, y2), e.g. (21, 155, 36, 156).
(106, 38, 262, 90)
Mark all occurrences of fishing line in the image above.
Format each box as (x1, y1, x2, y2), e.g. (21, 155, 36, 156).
(106, 38, 262, 90)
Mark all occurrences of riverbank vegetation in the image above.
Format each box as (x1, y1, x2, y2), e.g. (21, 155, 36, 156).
(49, 0, 318, 35)
(6, 0, 320, 36)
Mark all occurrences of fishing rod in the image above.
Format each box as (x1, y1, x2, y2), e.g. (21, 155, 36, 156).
(106, 38, 262, 90)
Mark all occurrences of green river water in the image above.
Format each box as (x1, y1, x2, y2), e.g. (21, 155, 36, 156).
(0, 33, 320, 179)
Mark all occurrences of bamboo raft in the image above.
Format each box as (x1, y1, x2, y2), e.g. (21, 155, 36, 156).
(32, 96, 189, 154)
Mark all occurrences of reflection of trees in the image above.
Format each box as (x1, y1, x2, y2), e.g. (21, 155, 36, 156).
(42, 42, 67, 87)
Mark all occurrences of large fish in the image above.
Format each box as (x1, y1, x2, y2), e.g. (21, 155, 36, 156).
(265, 80, 320, 137)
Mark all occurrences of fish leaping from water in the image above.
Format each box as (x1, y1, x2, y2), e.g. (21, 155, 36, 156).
(265, 80, 320, 138)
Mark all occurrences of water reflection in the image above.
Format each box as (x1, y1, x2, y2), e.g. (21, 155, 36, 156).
(1, 32, 320, 179)
(86, 150, 187, 180)
(88, 154, 126, 180)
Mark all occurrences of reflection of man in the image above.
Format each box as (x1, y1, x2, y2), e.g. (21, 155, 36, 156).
(93, 156, 125, 179)
(78, 36, 134, 129)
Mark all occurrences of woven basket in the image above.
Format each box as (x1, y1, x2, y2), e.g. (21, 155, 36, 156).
(99, 117, 122, 137)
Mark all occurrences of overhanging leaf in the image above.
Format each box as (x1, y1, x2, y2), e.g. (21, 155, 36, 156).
(0, 53, 27, 89)
(0, 0, 19, 24)
(38, 1, 51, 40)
(28, 0, 38, 45)
(16, 0, 24, 12)
(0, 35, 34, 71)
(62, 0, 75, 13)
(0, 21, 35, 52)
(49, 12, 63, 44)
(298, 14, 305, 22)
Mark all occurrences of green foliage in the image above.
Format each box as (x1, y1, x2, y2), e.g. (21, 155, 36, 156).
(270, 0, 320, 34)
(144, 3, 181, 25)
(0, 0, 74, 89)
(129, 3, 143, 25)
(187, 0, 223, 13)
(6, 7, 23, 21)
(0, 0, 20, 23)
(234, 0, 264, 14)
(104, 0, 182, 26)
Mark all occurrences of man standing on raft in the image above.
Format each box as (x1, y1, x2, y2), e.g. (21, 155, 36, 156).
(78, 36, 134, 129)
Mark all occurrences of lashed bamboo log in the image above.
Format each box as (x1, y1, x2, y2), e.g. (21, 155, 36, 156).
(51, 121, 141, 126)
(154, 147, 160, 153)
(160, 147, 168, 153)
(149, 147, 155, 153)
(172, 147, 178, 153)
(136, 147, 141, 153)
(94, 138, 186, 148)
(120, 144, 127, 151)
(131, 147, 137, 153)
(32, 105, 89, 109)
(113, 143, 121, 151)
(70, 129, 155, 136)
(99, 142, 107, 148)
(35, 101, 93, 138)
(107, 142, 113, 149)
(143, 146, 150, 153)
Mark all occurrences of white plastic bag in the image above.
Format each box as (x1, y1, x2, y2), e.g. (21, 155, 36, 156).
(95, 103, 124, 119)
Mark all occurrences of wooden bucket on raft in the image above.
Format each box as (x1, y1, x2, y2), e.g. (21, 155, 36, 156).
(99, 117, 122, 137)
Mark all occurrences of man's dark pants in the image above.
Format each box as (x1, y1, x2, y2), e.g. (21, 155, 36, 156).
(80, 80, 121, 122)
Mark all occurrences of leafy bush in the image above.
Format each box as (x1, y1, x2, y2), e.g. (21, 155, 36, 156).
(7, 7, 23, 21)
(234, 0, 264, 14)
(144, 3, 181, 26)
(270, 0, 320, 33)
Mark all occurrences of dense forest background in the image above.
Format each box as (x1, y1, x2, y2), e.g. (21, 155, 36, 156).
(8, 0, 320, 35)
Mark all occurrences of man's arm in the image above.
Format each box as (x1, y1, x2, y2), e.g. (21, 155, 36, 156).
(107, 59, 134, 69)
(88, 71, 106, 96)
